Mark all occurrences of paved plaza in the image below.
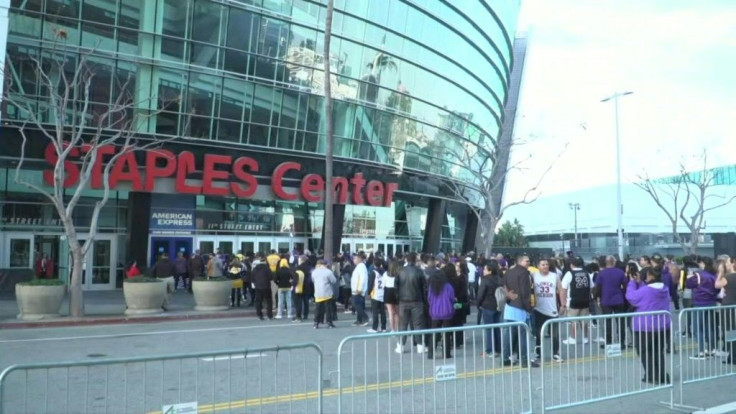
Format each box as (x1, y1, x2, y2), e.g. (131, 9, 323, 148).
(1, 305, 733, 413)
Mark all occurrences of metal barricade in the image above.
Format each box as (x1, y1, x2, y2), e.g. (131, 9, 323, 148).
(336, 321, 533, 414)
(674, 304, 736, 410)
(539, 311, 674, 413)
(0, 342, 323, 414)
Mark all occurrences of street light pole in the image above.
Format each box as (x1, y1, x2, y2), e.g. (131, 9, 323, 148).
(601, 91, 633, 260)
(568, 202, 580, 248)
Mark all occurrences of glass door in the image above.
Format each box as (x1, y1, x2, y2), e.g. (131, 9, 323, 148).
(87, 237, 116, 290)
(273, 237, 292, 255)
(71, 236, 117, 290)
(196, 236, 237, 262)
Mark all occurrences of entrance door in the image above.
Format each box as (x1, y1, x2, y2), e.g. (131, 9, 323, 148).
(69, 236, 117, 290)
(34, 236, 60, 277)
(273, 237, 292, 255)
(196, 236, 236, 258)
(348, 238, 376, 255)
(150, 237, 193, 267)
(86, 237, 116, 290)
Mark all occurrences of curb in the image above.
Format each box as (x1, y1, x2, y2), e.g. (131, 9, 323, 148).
(0, 309, 259, 330)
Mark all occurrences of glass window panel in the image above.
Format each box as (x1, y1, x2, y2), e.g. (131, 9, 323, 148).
(258, 242, 271, 254)
(218, 241, 233, 255)
(191, 0, 223, 68)
(118, 0, 141, 29)
(10, 239, 31, 268)
(45, 0, 79, 18)
(92, 240, 111, 284)
(199, 241, 214, 255)
(241, 242, 255, 255)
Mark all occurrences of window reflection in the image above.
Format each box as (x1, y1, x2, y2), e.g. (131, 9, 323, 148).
(5, 0, 516, 190)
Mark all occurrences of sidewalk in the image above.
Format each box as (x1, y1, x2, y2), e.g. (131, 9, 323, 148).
(0, 289, 258, 329)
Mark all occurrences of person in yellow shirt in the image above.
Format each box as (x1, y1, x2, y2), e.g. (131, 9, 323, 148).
(267, 250, 281, 273)
(266, 250, 281, 311)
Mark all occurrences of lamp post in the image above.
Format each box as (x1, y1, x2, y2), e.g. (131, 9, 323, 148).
(601, 91, 633, 259)
(568, 203, 580, 248)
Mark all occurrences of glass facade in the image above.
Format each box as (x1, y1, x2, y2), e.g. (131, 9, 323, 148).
(2, 0, 520, 254)
(5, 0, 518, 182)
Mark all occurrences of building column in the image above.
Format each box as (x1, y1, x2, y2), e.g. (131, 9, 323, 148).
(422, 199, 446, 253)
(462, 210, 478, 254)
(320, 204, 346, 259)
(126, 192, 151, 270)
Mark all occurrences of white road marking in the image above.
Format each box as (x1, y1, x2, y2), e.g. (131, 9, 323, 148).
(199, 353, 266, 361)
(0, 322, 305, 344)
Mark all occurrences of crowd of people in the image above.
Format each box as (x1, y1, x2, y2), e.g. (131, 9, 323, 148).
(137, 248, 736, 378)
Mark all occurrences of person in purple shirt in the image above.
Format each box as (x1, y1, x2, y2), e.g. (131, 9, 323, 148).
(686, 256, 719, 359)
(595, 256, 628, 348)
(626, 267, 671, 384)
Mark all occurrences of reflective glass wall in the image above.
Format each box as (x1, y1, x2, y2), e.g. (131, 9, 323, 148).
(5, 0, 519, 187)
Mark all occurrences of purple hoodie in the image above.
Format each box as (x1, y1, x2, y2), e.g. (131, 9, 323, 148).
(625, 279, 671, 332)
(685, 270, 718, 306)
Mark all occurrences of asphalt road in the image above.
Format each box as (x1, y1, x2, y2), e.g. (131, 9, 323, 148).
(0, 310, 734, 413)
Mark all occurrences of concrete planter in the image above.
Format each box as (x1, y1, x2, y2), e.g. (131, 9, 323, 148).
(123, 279, 166, 315)
(15, 284, 66, 320)
(192, 279, 231, 311)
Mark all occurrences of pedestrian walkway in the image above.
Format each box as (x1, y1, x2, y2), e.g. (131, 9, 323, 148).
(0, 289, 257, 329)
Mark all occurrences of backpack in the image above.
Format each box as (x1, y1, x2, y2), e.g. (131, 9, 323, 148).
(494, 286, 507, 313)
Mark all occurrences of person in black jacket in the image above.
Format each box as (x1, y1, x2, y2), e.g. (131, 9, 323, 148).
(477, 260, 501, 357)
(251, 255, 274, 320)
(396, 253, 428, 354)
(274, 258, 295, 319)
(293, 255, 313, 322)
(451, 261, 471, 347)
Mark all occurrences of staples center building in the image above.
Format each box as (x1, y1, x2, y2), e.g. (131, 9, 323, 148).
(0, 0, 520, 289)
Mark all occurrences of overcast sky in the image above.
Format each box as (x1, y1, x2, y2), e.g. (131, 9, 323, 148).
(503, 0, 736, 207)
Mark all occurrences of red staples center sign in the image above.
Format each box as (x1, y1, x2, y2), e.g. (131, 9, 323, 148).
(43, 144, 398, 207)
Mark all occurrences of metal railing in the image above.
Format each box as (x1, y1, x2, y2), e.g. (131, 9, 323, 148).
(336, 321, 534, 414)
(539, 311, 674, 413)
(673, 304, 736, 410)
(0, 343, 323, 414)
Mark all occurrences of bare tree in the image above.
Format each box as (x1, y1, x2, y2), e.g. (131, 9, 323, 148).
(442, 132, 565, 257)
(635, 151, 736, 255)
(322, 0, 335, 262)
(3, 34, 180, 316)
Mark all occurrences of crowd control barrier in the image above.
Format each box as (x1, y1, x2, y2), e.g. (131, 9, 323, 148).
(0, 343, 323, 414)
(539, 311, 674, 413)
(336, 321, 534, 414)
(672, 304, 736, 411)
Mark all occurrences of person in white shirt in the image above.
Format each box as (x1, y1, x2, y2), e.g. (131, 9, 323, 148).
(351, 253, 370, 326)
(466, 257, 478, 300)
(533, 259, 563, 362)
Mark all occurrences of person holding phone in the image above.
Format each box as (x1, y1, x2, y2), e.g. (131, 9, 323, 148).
(626, 267, 671, 384)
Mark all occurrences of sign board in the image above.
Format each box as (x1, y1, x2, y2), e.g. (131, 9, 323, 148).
(150, 208, 195, 231)
(434, 364, 457, 382)
(162, 401, 198, 414)
(43, 143, 398, 206)
(605, 343, 622, 357)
